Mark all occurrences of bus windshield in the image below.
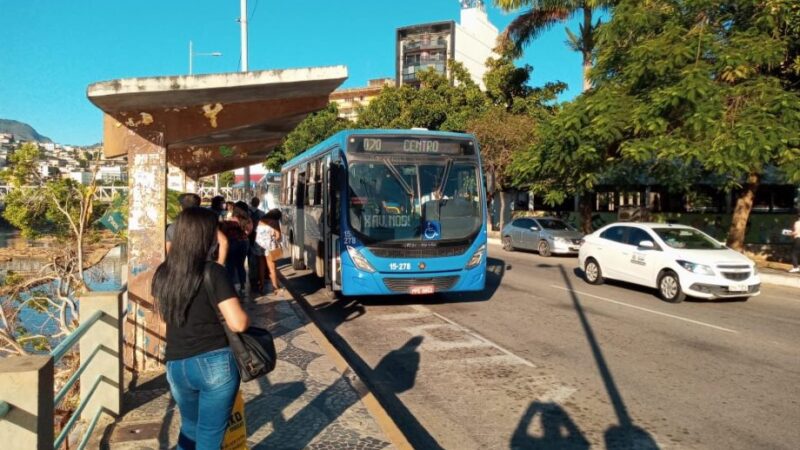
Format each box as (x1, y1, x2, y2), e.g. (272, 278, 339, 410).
(347, 159, 481, 243)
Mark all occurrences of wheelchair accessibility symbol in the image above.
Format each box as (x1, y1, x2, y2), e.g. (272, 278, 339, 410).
(423, 221, 441, 240)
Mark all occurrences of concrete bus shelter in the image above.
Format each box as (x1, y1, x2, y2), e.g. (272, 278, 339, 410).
(87, 66, 347, 372)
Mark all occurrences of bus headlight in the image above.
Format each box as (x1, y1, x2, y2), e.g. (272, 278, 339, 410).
(466, 244, 486, 269)
(346, 246, 376, 273)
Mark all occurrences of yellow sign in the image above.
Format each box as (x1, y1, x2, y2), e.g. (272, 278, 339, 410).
(222, 390, 248, 450)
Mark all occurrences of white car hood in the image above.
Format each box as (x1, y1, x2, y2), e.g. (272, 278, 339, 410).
(670, 248, 754, 267)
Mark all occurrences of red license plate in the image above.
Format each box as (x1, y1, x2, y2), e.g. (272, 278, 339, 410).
(409, 285, 435, 295)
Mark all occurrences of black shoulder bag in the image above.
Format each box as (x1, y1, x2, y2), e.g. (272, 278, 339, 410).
(203, 263, 277, 382)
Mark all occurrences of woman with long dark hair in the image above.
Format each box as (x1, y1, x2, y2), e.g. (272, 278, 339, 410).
(152, 207, 250, 450)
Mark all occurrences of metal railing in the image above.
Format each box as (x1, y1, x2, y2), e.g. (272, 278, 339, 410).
(0, 289, 124, 449)
(0, 185, 127, 203)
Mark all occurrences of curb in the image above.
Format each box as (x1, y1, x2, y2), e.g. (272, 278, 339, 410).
(758, 272, 800, 289)
(276, 270, 413, 450)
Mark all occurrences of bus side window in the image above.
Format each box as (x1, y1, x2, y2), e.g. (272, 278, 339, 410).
(307, 163, 315, 206)
(296, 172, 305, 208)
(313, 159, 323, 206)
(331, 161, 342, 235)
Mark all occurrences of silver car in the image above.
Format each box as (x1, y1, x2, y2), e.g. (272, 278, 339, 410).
(501, 217, 584, 256)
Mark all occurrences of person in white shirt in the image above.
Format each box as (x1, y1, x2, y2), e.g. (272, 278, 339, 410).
(790, 214, 800, 273)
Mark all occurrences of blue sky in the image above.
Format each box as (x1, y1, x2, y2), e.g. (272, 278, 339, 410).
(0, 1, 584, 145)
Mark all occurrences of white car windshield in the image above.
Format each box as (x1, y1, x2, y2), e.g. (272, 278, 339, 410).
(653, 228, 725, 250)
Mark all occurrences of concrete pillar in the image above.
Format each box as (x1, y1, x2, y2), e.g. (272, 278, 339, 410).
(79, 291, 124, 420)
(0, 355, 54, 449)
(125, 130, 168, 373)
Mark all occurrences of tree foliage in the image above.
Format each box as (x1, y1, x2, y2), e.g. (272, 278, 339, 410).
(356, 61, 487, 131)
(511, 0, 800, 243)
(265, 103, 351, 170)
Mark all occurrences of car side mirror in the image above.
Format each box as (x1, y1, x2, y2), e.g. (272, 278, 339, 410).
(638, 240, 655, 249)
(530, 226, 539, 231)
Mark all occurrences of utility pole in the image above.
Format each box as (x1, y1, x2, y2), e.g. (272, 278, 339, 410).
(240, 0, 252, 200)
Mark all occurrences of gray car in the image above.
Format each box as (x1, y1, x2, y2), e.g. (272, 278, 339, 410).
(501, 217, 584, 256)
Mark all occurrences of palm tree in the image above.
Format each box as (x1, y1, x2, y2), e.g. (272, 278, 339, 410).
(494, 0, 611, 91)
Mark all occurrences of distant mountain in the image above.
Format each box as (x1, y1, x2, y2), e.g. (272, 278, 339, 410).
(0, 119, 52, 143)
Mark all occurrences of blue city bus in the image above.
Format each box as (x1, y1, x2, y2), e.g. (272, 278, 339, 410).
(279, 129, 487, 296)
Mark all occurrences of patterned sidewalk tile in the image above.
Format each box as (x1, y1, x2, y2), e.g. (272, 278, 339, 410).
(91, 292, 393, 450)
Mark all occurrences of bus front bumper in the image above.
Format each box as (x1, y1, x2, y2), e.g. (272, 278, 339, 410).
(341, 262, 487, 296)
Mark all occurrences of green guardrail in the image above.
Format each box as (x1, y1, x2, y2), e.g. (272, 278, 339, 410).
(49, 309, 106, 450)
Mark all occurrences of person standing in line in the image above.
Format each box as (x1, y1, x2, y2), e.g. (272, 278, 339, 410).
(210, 195, 227, 220)
(256, 209, 283, 295)
(220, 207, 251, 298)
(248, 197, 266, 294)
(167, 193, 227, 265)
(166, 193, 201, 254)
(224, 201, 236, 220)
(151, 207, 250, 450)
(790, 213, 800, 273)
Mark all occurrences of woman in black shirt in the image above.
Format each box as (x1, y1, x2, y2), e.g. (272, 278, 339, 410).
(152, 207, 250, 450)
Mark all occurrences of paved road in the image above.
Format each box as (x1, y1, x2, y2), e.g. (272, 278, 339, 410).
(280, 243, 800, 449)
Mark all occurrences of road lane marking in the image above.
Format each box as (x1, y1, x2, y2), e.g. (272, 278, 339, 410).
(549, 285, 739, 334)
(374, 312, 431, 321)
(411, 304, 538, 368)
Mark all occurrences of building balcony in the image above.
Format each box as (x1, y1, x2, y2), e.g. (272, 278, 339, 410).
(403, 39, 448, 52)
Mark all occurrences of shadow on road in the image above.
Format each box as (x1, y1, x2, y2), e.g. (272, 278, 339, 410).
(280, 267, 444, 448)
(558, 265, 660, 450)
(510, 401, 589, 450)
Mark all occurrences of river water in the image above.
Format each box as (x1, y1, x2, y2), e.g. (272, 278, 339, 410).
(0, 227, 126, 354)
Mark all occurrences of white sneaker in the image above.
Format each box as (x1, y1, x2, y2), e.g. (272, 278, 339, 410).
(789, 267, 800, 273)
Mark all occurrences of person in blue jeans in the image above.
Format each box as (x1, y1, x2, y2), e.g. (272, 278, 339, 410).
(152, 207, 250, 450)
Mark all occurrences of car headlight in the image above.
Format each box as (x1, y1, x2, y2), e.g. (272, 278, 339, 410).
(346, 246, 375, 273)
(752, 265, 758, 275)
(466, 244, 485, 269)
(676, 260, 715, 276)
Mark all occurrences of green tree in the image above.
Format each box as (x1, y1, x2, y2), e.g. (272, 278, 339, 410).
(1, 143, 100, 355)
(494, 0, 612, 91)
(468, 107, 538, 230)
(219, 171, 235, 187)
(470, 45, 565, 230)
(591, 0, 800, 249)
(265, 103, 351, 170)
(513, 0, 800, 244)
(2, 143, 97, 282)
(356, 61, 487, 131)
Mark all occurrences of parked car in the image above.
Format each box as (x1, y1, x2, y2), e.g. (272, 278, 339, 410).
(578, 223, 761, 302)
(501, 217, 584, 256)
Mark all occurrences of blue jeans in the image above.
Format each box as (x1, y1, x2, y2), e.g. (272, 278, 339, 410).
(166, 347, 240, 450)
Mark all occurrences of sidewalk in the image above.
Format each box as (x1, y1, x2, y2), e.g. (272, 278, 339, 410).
(88, 290, 399, 449)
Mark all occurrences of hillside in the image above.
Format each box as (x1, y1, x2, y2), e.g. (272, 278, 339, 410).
(0, 119, 52, 143)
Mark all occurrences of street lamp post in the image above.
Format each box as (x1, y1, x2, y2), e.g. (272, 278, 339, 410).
(188, 40, 222, 75)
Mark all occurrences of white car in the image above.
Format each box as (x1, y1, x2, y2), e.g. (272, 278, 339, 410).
(578, 223, 761, 302)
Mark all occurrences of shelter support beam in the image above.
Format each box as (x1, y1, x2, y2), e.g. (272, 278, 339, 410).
(124, 128, 167, 373)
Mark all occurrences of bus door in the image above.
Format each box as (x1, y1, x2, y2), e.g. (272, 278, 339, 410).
(326, 151, 343, 290)
(292, 169, 306, 270)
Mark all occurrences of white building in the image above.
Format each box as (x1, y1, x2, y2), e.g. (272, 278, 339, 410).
(396, 0, 498, 89)
(69, 171, 94, 185)
(98, 165, 127, 183)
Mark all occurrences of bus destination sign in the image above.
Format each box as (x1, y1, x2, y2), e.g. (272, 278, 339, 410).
(351, 136, 472, 155)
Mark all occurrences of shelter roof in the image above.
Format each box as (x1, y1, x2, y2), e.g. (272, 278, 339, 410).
(87, 66, 347, 179)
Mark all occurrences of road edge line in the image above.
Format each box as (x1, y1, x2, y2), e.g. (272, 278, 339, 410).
(277, 269, 414, 450)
